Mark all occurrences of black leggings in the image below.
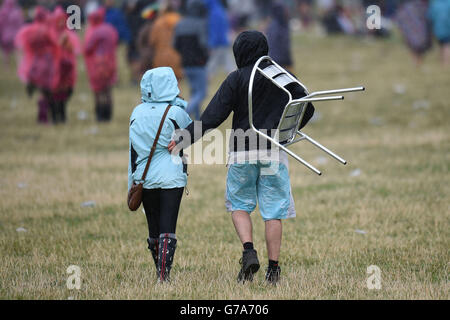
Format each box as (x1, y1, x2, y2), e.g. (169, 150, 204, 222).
(142, 188, 184, 239)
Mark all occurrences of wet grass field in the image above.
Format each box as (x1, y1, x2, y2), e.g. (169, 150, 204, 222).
(0, 33, 448, 299)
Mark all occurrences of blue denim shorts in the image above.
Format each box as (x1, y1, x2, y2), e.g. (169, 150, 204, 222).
(439, 36, 450, 45)
(225, 159, 295, 221)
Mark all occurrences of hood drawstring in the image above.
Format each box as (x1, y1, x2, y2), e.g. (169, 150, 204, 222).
(183, 156, 189, 196)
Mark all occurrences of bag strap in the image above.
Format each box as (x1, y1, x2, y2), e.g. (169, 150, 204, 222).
(140, 104, 172, 181)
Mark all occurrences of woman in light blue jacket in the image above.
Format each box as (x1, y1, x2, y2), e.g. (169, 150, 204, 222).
(128, 67, 192, 282)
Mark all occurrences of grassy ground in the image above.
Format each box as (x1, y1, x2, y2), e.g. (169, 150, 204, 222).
(0, 33, 448, 300)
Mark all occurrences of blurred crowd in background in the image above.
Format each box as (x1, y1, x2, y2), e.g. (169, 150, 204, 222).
(0, 0, 449, 124)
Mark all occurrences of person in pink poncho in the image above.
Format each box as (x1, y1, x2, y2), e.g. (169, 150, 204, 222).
(84, 7, 118, 122)
(0, 0, 24, 65)
(50, 6, 81, 123)
(15, 6, 58, 124)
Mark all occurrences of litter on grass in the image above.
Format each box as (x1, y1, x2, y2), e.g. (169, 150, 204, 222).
(315, 156, 329, 165)
(393, 83, 406, 95)
(77, 110, 88, 120)
(412, 100, 430, 110)
(350, 169, 362, 177)
(17, 182, 27, 189)
(81, 201, 96, 207)
(85, 126, 98, 135)
(369, 117, 384, 126)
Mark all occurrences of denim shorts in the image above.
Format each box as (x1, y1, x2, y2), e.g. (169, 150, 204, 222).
(225, 155, 296, 221)
(439, 37, 450, 45)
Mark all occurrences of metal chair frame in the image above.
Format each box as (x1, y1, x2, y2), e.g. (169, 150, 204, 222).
(248, 56, 365, 175)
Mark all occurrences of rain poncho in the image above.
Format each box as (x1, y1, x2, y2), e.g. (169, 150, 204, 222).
(15, 7, 57, 89)
(51, 6, 81, 91)
(150, 11, 183, 79)
(105, 6, 131, 43)
(84, 8, 118, 92)
(396, 0, 432, 54)
(0, 0, 24, 55)
(204, 0, 230, 48)
(128, 67, 192, 190)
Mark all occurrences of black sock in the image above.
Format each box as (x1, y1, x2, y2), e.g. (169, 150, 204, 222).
(243, 242, 254, 250)
(269, 260, 279, 269)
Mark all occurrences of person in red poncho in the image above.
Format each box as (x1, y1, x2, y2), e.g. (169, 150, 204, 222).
(84, 7, 119, 122)
(0, 0, 24, 66)
(15, 6, 58, 124)
(50, 6, 81, 124)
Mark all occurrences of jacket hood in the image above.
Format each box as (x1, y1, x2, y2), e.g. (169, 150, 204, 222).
(52, 6, 67, 30)
(88, 7, 105, 26)
(34, 6, 49, 23)
(141, 67, 180, 103)
(232, 30, 269, 68)
(3, 0, 16, 10)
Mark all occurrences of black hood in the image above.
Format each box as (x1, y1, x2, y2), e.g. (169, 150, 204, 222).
(233, 30, 269, 68)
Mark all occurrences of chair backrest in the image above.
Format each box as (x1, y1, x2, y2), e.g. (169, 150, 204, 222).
(249, 56, 310, 145)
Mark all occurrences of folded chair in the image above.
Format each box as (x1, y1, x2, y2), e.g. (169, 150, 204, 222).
(248, 56, 365, 175)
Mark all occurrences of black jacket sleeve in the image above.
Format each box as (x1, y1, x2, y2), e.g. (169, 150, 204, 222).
(182, 72, 237, 146)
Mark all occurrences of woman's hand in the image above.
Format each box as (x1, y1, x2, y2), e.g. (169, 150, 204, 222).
(168, 139, 184, 155)
(168, 140, 176, 152)
(168, 140, 184, 156)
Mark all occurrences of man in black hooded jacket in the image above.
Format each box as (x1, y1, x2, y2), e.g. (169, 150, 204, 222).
(169, 30, 314, 284)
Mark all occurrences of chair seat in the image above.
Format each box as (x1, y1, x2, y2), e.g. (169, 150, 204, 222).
(260, 65, 296, 88)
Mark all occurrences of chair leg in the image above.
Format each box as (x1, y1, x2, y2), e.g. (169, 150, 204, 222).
(252, 129, 322, 175)
(298, 132, 347, 165)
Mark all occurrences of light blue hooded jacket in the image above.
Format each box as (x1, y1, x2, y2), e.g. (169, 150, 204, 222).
(128, 67, 192, 191)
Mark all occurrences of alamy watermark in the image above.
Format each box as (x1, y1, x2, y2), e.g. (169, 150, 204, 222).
(167, 121, 283, 175)
(66, 5, 81, 30)
(366, 5, 381, 30)
(66, 265, 81, 290)
(366, 265, 382, 290)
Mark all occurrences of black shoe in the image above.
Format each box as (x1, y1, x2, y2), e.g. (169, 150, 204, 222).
(265, 266, 281, 285)
(237, 249, 260, 283)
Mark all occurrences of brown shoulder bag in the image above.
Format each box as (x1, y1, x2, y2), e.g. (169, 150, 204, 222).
(127, 105, 172, 211)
